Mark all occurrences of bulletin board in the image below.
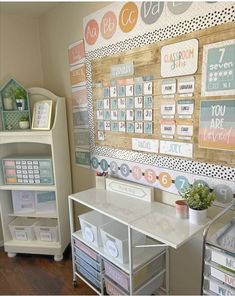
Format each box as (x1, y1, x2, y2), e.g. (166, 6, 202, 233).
(83, 2, 235, 203)
(91, 22, 235, 165)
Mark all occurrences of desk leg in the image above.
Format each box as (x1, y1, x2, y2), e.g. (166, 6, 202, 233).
(128, 226, 133, 295)
(166, 246, 170, 295)
(68, 198, 77, 286)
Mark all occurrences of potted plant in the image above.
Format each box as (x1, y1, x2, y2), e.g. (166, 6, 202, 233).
(180, 182, 216, 225)
(12, 87, 27, 110)
(19, 116, 30, 129)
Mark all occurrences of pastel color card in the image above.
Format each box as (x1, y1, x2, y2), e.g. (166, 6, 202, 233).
(111, 121, 119, 132)
(159, 172, 172, 188)
(127, 122, 135, 133)
(118, 110, 126, 121)
(70, 64, 86, 86)
(104, 110, 111, 120)
(135, 96, 143, 108)
(161, 119, 176, 135)
(103, 98, 110, 109)
(97, 121, 104, 130)
(98, 131, 105, 141)
(126, 84, 134, 96)
(118, 97, 126, 109)
(135, 109, 143, 121)
(68, 40, 85, 66)
(96, 100, 104, 109)
(161, 99, 176, 116)
(72, 86, 87, 108)
(103, 87, 110, 98)
(134, 83, 143, 96)
(6, 169, 16, 175)
(135, 122, 143, 133)
(143, 81, 153, 95)
(111, 98, 118, 109)
(118, 85, 126, 97)
(144, 96, 153, 108)
(104, 121, 111, 131)
(126, 97, 134, 109)
(177, 99, 194, 115)
(97, 110, 103, 120)
(110, 86, 117, 97)
(144, 109, 153, 121)
(111, 110, 118, 120)
(126, 109, 134, 121)
(144, 169, 156, 184)
(118, 121, 126, 132)
(132, 166, 142, 180)
(4, 160, 15, 167)
(144, 122, 153, 134)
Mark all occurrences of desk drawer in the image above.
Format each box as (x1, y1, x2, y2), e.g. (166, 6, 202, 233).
(206, 245, 235, 272)
(73, 237, 100, 262)
(75, 255, 102, 280)
(205, 263, 235, 288)
(74, 247, 101, 272)
(75, 262, 101, 290)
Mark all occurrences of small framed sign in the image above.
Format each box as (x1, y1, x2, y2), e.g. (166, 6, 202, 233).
(32, 100, 53, 130)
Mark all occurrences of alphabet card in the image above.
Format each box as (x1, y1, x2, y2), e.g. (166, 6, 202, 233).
(201, 39, 235, 96)
(199, 99, 235, 151)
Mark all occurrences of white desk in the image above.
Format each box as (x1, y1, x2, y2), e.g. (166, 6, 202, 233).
(69, 188, 209, 248)
(69, 188, 210, 295)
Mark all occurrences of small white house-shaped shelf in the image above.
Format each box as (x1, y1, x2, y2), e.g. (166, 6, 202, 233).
(0, 78, 31, 131)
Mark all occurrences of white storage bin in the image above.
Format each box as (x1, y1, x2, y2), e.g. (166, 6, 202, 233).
(35, 191, 56, 214)
(34, 219, 58, 242)
(100, 221, 146, 264)
(9, 217, 38, 241)
(12, 190, 35, 214)
(79, 210, 112, 247)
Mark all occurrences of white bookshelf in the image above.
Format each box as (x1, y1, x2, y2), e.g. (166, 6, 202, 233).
(0, 88, 72, 261)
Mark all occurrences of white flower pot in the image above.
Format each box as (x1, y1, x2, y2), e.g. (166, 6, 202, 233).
(189, 208, 207, 225)
(19, 121, 30, 129)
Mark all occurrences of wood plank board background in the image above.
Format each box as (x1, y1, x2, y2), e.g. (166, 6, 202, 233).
(91, 22, 235, 166)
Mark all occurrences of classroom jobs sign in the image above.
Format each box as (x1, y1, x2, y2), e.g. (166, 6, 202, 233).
(161, 39, 198, 78)
(199, 99, 235, 151)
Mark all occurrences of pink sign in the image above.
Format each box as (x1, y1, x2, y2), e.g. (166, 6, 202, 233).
(101, 11, 117, 40)
(68, 40, 85, 66)
(85, 19, 99, 45)
(72, 86, 87, 108)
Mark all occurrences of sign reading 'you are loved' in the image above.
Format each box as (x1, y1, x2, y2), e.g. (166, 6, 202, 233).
(199, 99, 235, 151)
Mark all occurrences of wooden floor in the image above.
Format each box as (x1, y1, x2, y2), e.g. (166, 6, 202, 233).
(0, 246, 95, 295)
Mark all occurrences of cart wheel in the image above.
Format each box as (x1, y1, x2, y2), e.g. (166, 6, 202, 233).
(72, 280, 77, 288)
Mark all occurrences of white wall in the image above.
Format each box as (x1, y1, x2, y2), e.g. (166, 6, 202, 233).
(0, 12, 44, 246)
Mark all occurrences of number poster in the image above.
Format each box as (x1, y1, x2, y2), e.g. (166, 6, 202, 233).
(201, 39, 235, 96)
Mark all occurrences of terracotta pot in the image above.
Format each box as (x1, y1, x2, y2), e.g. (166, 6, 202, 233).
(175, 200, 188, 219)
(189, 208, 207, 225)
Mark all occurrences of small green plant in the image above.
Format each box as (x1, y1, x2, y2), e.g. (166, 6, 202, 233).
(20, 116, 29, 122)
(180, 182, 216, 210)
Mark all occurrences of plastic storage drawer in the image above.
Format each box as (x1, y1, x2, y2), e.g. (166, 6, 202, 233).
(75, 255, 101, 280)
(74, 247, 102, 272)
(100, 220, 145, 264)
(79, 210, 112, 247)
(205, 262, 235, 288)
(9, 217, 38, 241)
(34, 218, 58, 242)
(206, 245, 235, 272)
(75, 262, 101, 290)
(104, 253, 165, 292)
(204, 276, 235, 295)
(104, 276, 127, 295)
(73, 237, 101, 262)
